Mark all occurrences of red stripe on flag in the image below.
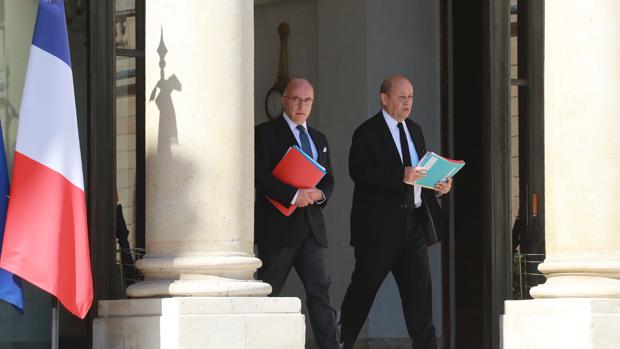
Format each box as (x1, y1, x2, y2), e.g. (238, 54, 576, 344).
(0, 152, 92, 318)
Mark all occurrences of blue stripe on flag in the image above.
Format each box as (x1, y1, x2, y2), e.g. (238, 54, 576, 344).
(31, 0, 71, 67)
(0, 120, 24, 313)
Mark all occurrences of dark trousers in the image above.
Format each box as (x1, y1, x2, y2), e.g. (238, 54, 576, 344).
(340, 213, 437, 349)
(116, 204, 139, 286)
(257, 235, 339, 349)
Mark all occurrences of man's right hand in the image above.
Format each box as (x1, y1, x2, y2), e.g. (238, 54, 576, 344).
(295, 188, 316, 207)
(404, 166, 427, 185)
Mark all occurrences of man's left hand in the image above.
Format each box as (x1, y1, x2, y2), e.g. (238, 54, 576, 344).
(308, 189, 325, 202)
(434, 177, 452, 196)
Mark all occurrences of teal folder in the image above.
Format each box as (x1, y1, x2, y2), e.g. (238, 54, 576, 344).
(413, 152, 465, 189)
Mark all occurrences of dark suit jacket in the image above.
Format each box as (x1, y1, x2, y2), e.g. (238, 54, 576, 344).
(349, 112, 444, 248)
(255, 116, 334, 248)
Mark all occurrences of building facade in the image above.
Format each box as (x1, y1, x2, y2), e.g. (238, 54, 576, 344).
(0, 0, 618, 348)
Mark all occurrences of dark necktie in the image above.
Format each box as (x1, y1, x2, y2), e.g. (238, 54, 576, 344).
(296, 125, 313, 158)
(397, 122, 415, 207)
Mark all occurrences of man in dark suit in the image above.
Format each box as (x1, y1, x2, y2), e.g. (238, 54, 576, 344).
(255, 78, 339, 349)
(339, 75, 452, 349)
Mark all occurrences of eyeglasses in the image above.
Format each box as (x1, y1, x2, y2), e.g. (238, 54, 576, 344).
(285, 96, 314, 106)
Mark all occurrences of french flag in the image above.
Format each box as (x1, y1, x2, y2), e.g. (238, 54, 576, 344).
(0, 0, 92, 319)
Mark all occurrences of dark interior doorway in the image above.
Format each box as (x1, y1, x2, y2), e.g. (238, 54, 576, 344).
(445, 0, 544, 348)
(448, 0, 514, 348)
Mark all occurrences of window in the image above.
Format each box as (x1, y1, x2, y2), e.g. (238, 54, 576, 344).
(115, 0, 144, 285)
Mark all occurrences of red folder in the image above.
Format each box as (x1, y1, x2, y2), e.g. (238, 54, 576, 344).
(267, 145, 327, 216)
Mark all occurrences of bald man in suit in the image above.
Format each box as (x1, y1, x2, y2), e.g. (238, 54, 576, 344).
(340, 75, 452, 349)
(255, 79, 339, 349)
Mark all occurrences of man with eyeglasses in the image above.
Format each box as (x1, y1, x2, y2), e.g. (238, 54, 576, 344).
(339, 75, 452, 349)
(255, 78, 339, 349)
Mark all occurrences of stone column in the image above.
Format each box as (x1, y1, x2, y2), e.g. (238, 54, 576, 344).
(125, 0, 269, 299)
(94, 1, 305, 348)
(503, 1, 620, 348)
(529, 0, 620, 299)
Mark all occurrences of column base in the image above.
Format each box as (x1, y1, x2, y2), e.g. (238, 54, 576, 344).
(126, 278, 272, 298)
(127, 254, 271, 298)
(502, 299, 620, 349)
(93, 297, 305, 349)
(530, 275, 620, 298)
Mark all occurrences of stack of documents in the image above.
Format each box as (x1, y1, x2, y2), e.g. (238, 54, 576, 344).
(413, 151, 465, 189)
(268, 146, 327, 216)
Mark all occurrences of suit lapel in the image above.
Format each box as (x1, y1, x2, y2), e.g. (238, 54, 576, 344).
(276, 115, 299, 149)
(308, 127, 326, 165)
(405, 119, 425, 159)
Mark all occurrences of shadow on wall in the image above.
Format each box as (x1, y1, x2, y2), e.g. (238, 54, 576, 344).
(145, 27, 200, 240)
(149, 27, 182, 157)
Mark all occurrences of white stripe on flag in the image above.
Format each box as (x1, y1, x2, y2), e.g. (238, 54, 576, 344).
(16, 45, 84, 191)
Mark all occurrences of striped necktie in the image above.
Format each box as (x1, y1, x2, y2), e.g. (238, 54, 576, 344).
(297, 125, 313, 158)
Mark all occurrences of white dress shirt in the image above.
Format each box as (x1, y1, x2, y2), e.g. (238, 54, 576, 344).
(382, 110, 422, 208)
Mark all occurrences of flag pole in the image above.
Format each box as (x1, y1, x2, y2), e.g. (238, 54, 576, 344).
(51, 297, 59, 349)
